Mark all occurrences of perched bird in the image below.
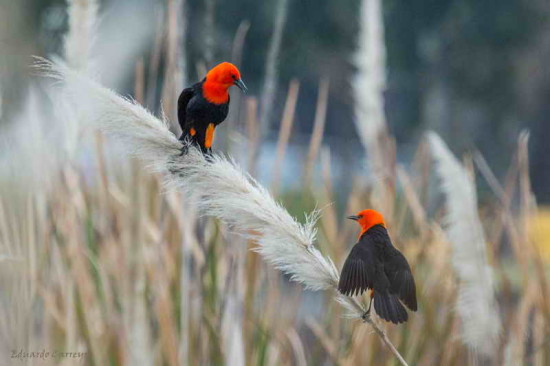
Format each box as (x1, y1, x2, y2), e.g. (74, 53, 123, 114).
(338, 209, 417, 324)
(178, 62, 247, 154)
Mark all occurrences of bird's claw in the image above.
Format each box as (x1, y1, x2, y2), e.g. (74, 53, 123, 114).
(361, 310, 371, 321)
(203, 149, 214, 162)
(180, 144, 189, 156)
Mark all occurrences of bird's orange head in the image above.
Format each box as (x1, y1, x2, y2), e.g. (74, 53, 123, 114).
(203, 62, 247, 104)
(347, 209, 386, 236)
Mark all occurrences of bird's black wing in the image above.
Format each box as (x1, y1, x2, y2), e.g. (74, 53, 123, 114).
(338, 242, 375, 296)
(384, 246, 417, 311)
(177, 87, 194, 133)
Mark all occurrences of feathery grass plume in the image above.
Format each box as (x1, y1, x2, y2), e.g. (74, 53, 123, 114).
(167, 154, 341, 292)
(428, 131, 501, 356)
(40, 59, 412, 366)
(65, 0, 98, 73)
(39, 59, 338, 288)
(352, 0, 393, 215)
(36, 59, 181, 169)
(353, 0, 386, 145)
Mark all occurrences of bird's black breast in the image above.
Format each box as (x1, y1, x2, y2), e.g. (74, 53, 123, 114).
(186, 83, 229, 126)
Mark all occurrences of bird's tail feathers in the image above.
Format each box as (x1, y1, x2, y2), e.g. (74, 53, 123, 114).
(374, 293, 408, 324)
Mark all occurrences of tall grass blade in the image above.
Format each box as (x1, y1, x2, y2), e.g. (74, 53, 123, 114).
(259, 0, 289, 137)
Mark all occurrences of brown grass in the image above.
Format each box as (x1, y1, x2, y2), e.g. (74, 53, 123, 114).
(1, 4, 549, 366)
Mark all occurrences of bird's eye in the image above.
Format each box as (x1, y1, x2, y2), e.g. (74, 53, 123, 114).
(358, 215, 363, 219)
(232, 74, 237, 80)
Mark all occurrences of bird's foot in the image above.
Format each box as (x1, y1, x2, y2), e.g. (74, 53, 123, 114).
(361, 309, 371, 321)
(179, 136, 192, 156)
(204, 149, 214, 162)
(362, 297, 374, 321)
(180, 144, 189, 156)
(202, 148, 214, 163)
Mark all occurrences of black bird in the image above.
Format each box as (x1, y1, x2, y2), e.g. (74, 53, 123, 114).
(178, 62, 247, 154)
(338, 209, 417, 324)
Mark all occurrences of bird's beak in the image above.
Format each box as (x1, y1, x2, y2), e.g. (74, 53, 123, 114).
(347, 215, 360, 221)
(234, 79, 248, 93)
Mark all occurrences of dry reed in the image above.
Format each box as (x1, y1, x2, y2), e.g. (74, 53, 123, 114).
(0, 0, 548, 365)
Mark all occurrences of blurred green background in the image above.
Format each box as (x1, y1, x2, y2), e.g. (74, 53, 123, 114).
(1, 0, 549, 201)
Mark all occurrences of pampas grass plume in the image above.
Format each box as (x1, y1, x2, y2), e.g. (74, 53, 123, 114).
(428, 131, 501, 356)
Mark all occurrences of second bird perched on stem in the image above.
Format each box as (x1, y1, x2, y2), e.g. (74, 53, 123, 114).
(338, 209, 417, 324)
(178, 62, 247, 154)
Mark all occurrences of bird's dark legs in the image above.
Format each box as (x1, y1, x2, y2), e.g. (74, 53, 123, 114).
(177, 133, 215, 159)
(366, 296, 374, 313)
(179, 143, 214, 159)
(362, 295, 374, 321)
(204, 148, 214, 162)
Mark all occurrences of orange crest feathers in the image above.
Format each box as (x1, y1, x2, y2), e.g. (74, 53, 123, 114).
(351, 209, 386, 236)
(206, 62, 241, 84)
(202, 62, 242, 104)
